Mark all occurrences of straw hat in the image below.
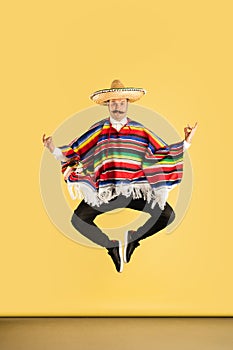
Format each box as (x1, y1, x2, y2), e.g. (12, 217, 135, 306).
(90, 79, 146, 105)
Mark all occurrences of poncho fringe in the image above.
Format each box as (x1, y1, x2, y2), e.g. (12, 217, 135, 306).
(67, 181, 169, 210)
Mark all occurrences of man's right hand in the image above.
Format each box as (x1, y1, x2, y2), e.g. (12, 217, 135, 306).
(42, 134, 55, 153)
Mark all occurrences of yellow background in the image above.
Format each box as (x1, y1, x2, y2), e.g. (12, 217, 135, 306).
(1, 0, 232, 316)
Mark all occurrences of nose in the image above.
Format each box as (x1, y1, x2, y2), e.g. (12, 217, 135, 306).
(114, 102, 120, 109)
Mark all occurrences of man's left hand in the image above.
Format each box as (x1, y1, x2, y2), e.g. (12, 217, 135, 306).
(184, 122, 198, 143)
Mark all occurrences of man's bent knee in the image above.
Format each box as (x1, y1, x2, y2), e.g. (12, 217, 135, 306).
(71, 212, 82, 229)
(166, 205, 175, 225)
(168, 209, 175, 224)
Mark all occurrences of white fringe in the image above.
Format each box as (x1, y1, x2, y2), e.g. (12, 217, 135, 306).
(66, 181, 169, 210)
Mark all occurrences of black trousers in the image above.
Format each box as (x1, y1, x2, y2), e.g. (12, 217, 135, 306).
(71, 195, 175, 249)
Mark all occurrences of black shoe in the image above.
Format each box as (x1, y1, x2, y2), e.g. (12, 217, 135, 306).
(124, 230, 140, 263)
(107, 240, 123, 273)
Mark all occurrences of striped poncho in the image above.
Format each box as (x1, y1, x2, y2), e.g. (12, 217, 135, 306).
(58, 117, 185, 210)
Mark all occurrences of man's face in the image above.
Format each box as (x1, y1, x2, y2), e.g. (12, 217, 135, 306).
(107, 98, 128, 121)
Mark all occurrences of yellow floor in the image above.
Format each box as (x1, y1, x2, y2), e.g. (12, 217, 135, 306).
(0, 318, 232, 350)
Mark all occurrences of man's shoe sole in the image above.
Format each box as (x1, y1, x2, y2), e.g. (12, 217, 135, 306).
(123, 231, 129, 263)
(118, 240, 124, 272)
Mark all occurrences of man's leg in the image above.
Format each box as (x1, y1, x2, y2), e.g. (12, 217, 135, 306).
(128, 199, 175, 241)
(124, 198, 175, 262)
(71, 200, 114, 248)
(71, 196, 130, 272)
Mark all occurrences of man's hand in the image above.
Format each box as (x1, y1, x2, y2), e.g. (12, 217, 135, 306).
(42, 134, 55, 153)
(184, 122, 198, 143)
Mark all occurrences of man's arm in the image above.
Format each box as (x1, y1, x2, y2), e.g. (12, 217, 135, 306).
(42, 134, 55, 152)
(42, 133, 79, 160)
(52, 147, 69, 161)
(182, 122, 198, 151)
(42, 134, 69, 161)
(184, 122, 198, 143)
(183, 139, 191, 150)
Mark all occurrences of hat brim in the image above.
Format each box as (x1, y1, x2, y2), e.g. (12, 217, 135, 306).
(90, 88, 146, 105)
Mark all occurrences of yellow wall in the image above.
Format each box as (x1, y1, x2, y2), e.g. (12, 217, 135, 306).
(1, 0, 232, 316)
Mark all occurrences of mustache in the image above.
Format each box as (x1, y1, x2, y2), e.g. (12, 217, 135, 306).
(112, 110, 125, 114)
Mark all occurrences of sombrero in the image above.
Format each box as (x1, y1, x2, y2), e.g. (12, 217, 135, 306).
(90, 79, 146, 105)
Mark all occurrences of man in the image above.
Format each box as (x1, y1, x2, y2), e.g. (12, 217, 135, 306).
(43, 79, 198, 273)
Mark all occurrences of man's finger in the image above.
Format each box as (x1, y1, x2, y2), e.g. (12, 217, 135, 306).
(191, 122, 197, 129)
(191, 123, 198, 132)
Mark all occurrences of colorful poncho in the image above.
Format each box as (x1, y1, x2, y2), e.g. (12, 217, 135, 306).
(58, 117, 185, 210)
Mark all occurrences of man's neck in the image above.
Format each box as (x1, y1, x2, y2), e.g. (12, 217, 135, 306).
(109, 115, 128, 123)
